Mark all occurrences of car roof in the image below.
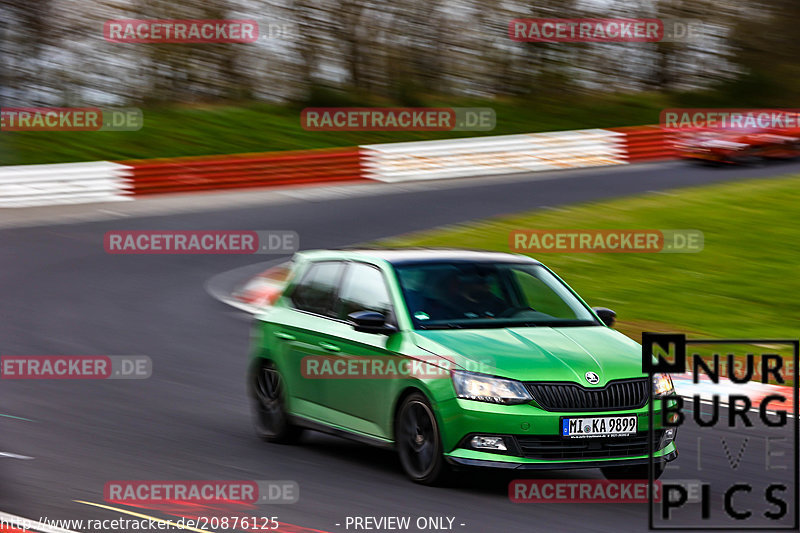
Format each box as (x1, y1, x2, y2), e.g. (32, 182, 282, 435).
(295, 248, 541, 266)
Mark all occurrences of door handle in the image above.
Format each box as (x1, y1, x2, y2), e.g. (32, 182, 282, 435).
(274, 331, 296, 341)
(318, 341, 341, 352)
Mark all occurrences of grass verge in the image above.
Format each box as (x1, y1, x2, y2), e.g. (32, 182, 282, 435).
(378, 173, 800, 346)
(1, 93, 669, 165)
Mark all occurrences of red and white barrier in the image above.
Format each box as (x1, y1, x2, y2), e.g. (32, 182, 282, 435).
(360, 129, 626, 182)
(0, 162, 132, 207)
(610, 125, 678, 161)
(123, 147, 365, 195)
(0, 126, 678, 207)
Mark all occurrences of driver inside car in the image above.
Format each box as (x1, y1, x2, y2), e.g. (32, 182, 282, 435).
(438, 272, 509, 319)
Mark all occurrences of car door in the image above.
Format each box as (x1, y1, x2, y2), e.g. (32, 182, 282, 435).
(273, 260, 346, 422)
(318, 261, 404, 439)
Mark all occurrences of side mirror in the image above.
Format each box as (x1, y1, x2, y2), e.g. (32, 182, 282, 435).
(347, 310, 396, 335)
(592, 307, 616, 328)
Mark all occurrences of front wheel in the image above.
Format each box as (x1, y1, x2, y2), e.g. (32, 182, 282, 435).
(395, 392, 449, 485)
(250, 360, 303, 443)
(601, 462, 664, 480)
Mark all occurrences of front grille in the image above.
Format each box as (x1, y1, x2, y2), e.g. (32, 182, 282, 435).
(525, 378, 648, 411)
(516, 431, 663, 460)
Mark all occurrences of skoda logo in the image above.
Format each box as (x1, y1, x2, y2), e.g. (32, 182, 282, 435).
(584, 372, 600, 385)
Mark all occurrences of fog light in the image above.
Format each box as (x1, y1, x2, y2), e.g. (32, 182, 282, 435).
(659, 428, 677, 449)
(470, 435, 507, 451)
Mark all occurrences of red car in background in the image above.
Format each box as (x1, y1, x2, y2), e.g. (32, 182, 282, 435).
(676, 127, 800, 164)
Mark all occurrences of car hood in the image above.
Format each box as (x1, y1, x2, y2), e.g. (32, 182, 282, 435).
(413, 326, 644, 385)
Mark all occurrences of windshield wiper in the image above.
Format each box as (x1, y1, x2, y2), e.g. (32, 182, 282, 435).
(420, 320, 533, 330)
(514, 320, 597, 328)
(417, 323, 464, 330)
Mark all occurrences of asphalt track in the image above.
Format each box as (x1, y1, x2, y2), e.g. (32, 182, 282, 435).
(2, 159, 799, 533)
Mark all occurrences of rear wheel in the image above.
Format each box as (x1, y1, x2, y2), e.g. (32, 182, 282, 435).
(250, 360, 303, 443)
(601, 462, 664, 480)
(731, 147, 763, 165)
(395, 392, 449, 485)
(790, 140, 800, 158)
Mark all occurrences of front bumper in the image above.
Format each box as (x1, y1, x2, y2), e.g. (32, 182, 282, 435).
(445, 444, 677, 470)
(437, 396, 678, 470)
(445, 443, 678, 470)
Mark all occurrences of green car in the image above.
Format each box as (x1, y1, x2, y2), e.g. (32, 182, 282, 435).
(248, 249, 677, 484)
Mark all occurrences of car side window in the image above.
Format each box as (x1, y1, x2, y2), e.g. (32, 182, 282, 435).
(290, 261, 345, 317)
(336, 263, 394, 322)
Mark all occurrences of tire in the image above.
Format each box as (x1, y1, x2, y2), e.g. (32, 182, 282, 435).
(732, 147, 763, 166)
(790, 141, 800, 159)
(250, 360, 303, 444)
(601, 462, 665, 480)
(395, 392, 449, 485)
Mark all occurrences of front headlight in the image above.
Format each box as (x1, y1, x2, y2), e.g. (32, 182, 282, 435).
(653, 373, 675, 397)
(452, 370, 532, 405)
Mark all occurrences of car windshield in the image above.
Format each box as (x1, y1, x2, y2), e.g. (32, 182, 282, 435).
(393, 261, 599, 329)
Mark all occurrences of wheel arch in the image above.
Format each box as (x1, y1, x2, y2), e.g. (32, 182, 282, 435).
(391, 384, 440, 443)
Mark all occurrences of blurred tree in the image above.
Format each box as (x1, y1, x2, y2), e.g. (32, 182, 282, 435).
(0, 0, 794, 108)
(131, 0, 254, 102)
(0, 0, 54, 104)
(727, 0, 800, 103)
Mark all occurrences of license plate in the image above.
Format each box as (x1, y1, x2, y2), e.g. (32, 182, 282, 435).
(561, 416, 637, 438)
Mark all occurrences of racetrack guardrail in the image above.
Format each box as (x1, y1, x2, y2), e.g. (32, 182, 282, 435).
(360, 129, 626, 182)
(0, 162, 132, 207)
(1, 126, 679, 207)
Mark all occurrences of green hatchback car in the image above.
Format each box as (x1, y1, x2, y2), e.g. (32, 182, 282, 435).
(248, 249, 677, 484)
